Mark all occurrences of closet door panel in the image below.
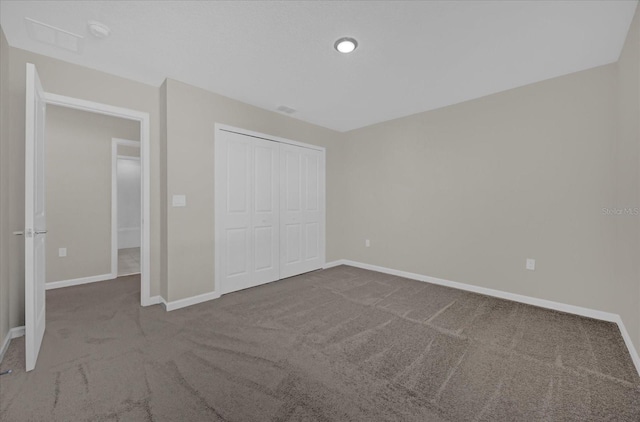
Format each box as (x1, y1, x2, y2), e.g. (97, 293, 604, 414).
(219, 132, 253, 293)
(252, 138, 280, 285)
(285, 150, 302, 212)
(217, 127, 324, 292)
(280, 144, 324, 278)
(226, 228, 249, 276)
(305, 222, 320, 260)
(285, 224, 302, 263)
(305, 154, 319, 211)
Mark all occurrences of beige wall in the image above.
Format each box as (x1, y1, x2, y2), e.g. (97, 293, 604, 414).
(45, 106, 139, 283)
(615, 6, 640, 348)
(164, 79, 346, 301)
(5, 46, 160, 328)
(118, 145, 140, 157)
(0, 28, 11, 346)
(340, 64, 631, 338)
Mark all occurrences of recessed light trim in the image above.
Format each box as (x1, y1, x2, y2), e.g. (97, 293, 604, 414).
(334, 37, 358, 54)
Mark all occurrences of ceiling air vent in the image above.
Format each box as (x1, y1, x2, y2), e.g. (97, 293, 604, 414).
(276, 105, 296, 114)
(25, 18, 84, 54)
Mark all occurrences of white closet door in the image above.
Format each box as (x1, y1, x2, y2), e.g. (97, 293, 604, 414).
(251, 138, 280, 285)
(217, 131, 279, 294)
(218, 131, 253, 293)
(280, 143, 325, 278)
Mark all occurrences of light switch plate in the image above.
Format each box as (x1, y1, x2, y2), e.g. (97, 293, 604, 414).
(172, 194, 187, 207)
(59, 248, 67, 257)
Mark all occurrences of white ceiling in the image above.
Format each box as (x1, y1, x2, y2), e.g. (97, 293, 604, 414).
(1, 1, 637, 132)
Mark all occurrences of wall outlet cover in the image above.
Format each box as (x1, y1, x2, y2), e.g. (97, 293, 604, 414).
(526, 258, 535, 270)
(172, 194, 187, 207)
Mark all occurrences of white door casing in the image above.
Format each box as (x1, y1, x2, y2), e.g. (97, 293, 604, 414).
(25, 63, 47, 372)
(43, 91, 152, 306)
(279, 144, 325, 278)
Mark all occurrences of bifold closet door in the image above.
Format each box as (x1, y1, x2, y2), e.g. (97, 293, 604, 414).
(218, 131, 280, 294)
(280, 143, 325, 278)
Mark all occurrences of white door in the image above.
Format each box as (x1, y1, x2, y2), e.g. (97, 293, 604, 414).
(216, 130, 280, 294)
(24, 63, 47, 372)
(280, 144, 325, 278)
(252, 138, 280, 285)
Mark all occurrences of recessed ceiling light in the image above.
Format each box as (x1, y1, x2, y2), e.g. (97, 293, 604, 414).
(334, 37, 358, 54)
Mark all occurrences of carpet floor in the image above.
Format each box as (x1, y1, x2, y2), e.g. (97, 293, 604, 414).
(118, 247, 140, 277)
(1, 265, 638, 421)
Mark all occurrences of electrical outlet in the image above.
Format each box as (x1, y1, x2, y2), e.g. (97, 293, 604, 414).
(365, 239, 370, 247)
(526, 258, 535, 271)
(59, 248, 67, 257)
(172, 194, 187, 207)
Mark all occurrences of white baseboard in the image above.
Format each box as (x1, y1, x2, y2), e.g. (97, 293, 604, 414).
(323, 260, 345, 269)
(325, 259, 640, 376)
(0, 326, 26, 364)
(161, 290, 220, 312)
(46, 273, 115, 290)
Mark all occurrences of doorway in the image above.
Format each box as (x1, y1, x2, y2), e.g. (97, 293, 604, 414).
(24, 62, 152, 371)
(112, 138, 141, 277)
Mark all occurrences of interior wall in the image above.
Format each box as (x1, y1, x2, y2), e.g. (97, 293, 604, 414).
(164, 79, 346, 301)
(340, 64, 634, 340)
(45, 106, 139, 283)
(615, 6, 640, 348)
(6, 45, 160, 328)
(0, 27, 11, 346)
(118, 145, 140, 158)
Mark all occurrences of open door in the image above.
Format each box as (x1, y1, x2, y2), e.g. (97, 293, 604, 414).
(24, 63, 47, 371)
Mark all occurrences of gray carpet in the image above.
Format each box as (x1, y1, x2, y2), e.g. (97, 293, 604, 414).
(1, 265, 639, 421)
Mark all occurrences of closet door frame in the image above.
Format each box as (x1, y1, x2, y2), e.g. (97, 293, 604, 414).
(214, 124, 326, 295)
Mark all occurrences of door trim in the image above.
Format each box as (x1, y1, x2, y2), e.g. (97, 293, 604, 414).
(43, 93, 153, 306)
(216, 124, 325, 151)
(111, 138, 141, 279)
(214, 124, 326, 295)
